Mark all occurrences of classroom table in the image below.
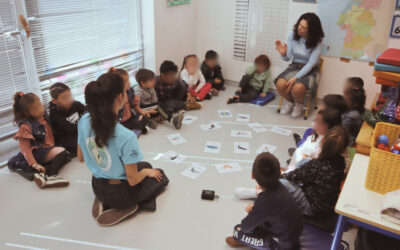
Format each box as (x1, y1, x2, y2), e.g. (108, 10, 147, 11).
(330, 154, 400, 250)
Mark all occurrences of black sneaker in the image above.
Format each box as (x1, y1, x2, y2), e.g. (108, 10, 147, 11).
(148, 119, 158, 129)
(141, 126, 149, 135)
(288, 148, 296, 156)
(204, 93, 212, 100)
(227, 97, 239, 104)
(293, 133, 302, 145)
(172, 111, 184, 129)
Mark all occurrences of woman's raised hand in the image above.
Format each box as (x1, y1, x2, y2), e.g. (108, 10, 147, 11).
(275, 40, 287, 57)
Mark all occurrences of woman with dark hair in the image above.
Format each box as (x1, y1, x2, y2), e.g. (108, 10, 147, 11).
(275, 13, 325, 118)
(77, 72, 169, 227)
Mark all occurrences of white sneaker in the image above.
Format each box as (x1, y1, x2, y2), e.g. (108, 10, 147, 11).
(280, 101, 295, 115)
(45, 175, 69, 188)
(33, 173, 46, 188)
(234, 187, 258, 200)
(291, 103, 304, 118)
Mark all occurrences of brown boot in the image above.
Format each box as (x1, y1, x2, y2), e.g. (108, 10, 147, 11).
(186, 101, 202, 110)
(97, 205, 139, 227)
(225, 236, 244, 248)
(92, 198, 103, 220)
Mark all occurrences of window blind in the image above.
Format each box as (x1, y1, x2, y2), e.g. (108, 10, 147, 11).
(25, 0, 144, 105)
(0, 0, 31, 140)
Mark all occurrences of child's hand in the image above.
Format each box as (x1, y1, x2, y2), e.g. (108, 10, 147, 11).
(146, 169, 163, 182)
(138, 115, 143, 121)
(259, 93, 267, 97)
(215, 78, 222, 84)
(245, 203, 254, 213)
(275, 40, 287, 56)
(33, 164, 46, 173)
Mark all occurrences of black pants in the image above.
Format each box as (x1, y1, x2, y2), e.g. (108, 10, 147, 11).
(232, 224, 278, 250)
(238, 86, 259, 102)
(210, 79, 224, 90)
(91, 162, 169, 210)
(121, 114, 149, 131)
(158, 99, 186, 121)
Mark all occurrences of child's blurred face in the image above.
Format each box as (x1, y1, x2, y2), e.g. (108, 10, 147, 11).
(161, 72, 177, 84)
(141, 78, 156, 89)
(53, 90, 73, 110)
(185, 57, 198, 71)
(255, 63, 267, 74)
(29, 98, 45, 119)
(313, 113, 329, 135)
(205, 58, 218, 69)
(343, 80, 353, 94)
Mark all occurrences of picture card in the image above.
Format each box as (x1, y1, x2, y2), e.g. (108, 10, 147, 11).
(256, 143, 277, 154)
(248, 123, 267, 133)
(166, 133, 186, 145)
(217, 109, 233, 118)
(236, 113, 250, 123)
(231, 130, 252, 138)
(233, 142, 250, 154)
(200, 122, 222, 131)
(270, 126, 292, 136)
(163, 150, 186, 163)
(181, 163, 207, 180)
(214, 162, 242, 174)
(182, 115, 198, 125)
(204, 141, 222, 154)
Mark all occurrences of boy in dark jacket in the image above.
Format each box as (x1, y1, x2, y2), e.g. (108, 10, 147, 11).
(201, 50, 224, 95)
(49, 82, 85, 156)
(226, 152, 303, 250)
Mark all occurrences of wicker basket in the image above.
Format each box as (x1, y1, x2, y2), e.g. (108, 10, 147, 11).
(365, 122, 400, 194)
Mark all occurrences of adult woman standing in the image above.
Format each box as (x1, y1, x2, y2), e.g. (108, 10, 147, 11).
(275, 13, 325, 118)
(77, 72, 169, 227)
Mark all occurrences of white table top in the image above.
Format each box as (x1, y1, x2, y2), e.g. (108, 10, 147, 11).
(335, 153, 400, 234)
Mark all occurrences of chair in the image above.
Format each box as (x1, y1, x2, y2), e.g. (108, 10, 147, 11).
(277, 58, 324, 120)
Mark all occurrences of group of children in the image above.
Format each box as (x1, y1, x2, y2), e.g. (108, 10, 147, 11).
(7, 48, 370, 245)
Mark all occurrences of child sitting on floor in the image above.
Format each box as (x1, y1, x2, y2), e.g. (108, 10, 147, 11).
(201, 50, 224, 95)
(49, 82, 86, 156)
(8, 92, 70, 188)
(108, 67, 157, 134)
(180, 54, 213, 101)
(225, 152, 303, 249)
(227, 55, 272, 104)
(281, 126, 349, 217)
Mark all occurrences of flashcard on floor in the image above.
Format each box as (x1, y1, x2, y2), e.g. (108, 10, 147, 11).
(231, 130, 252, 138)
(181, 163, 207, 179)
(270, 126, 292, 136)
(248, 123, 267, 133)
(233, 142, 250, 154)
(236, 113, 250, 123)
(217, 109, 233, 118)
(163, 150, 186, 163)
(204, 141, 222, 153)
(166, 133, 186, 145)
(200, 122, 222, 131)
(182, 115, 198, 125)
(215, 162, 242, 174)
(256, 144, 277, 154)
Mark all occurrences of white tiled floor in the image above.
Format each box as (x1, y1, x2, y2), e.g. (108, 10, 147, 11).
(0, 83, 356, 250)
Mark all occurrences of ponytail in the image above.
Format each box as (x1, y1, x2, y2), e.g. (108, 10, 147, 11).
(12, 92, 39, 124)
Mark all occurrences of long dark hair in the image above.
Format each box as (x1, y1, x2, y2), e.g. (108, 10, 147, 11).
(13, 92, 40, 124)
(293, 13, 324, 49)
(84, 73, 125, 147)
(318, 126, 349, 162)
(344, 87, 366, 113)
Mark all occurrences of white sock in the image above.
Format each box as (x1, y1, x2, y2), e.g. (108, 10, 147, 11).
(234, 187, 258, 200)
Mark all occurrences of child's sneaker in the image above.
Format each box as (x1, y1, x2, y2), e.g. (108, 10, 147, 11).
(280, 101, 295, 115)
(186, 101, 202, 111)
(97, 204, 139, 227)
(211, 88, 219, 96)
(141, 126, 149, 135)
(288, 148, 296, 156)
(234, 187, 258, 200)
(148, 119, 158, 129)
(34, 173, 69, 188)
(172, 111, 184, 129)
(291, 103, 304, 118)
(92, 197, 104, 220)
(204, 93, 212, 100)
(227, 97, 239, 104)
(293, 133, 302, 145)
(33, 173, 46, 188)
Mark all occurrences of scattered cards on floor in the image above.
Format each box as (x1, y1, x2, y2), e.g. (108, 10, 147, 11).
(182, 115, 198, 125)
(200, 122, 222, 131)
(236, 113, 250, 123)
(231, 130, 252, 138)
(270, 126, 292, 136)
(163, 150, 186, 163)
(248, 123, 267, 133)
(166, 133, 186, 145)
(234, 142, 250, 154)
(181, 163, 207, 179)
(217, 110, 233, 118)
(204, 141, 222, 153)
(256, 144, 277, 154)
(215, 162, 242, 174)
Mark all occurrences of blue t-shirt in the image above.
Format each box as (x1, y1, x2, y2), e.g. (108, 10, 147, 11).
(77, 113, 143, 179)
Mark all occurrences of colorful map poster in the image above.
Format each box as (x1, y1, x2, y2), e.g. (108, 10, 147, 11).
(317, 0, 395, 61)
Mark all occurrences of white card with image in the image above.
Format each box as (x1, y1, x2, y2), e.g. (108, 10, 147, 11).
(166, 133, 186, 145)
(163, 150, 186, 163)
(236, 113, 250, 123)
(181, 163, 207, 179)
(256, 144, 277, 154)
(233, 142, 250, 154)
(182, 115, 198, 125)
(215, 162, 242, 174)
(204, 141, 222, 153)
(200, 122, 222, 131)
(231, 130, 252, 138)
(217, 110, 233, 118)
(248, 123, 267, 133)
(270, 126, 292, 136)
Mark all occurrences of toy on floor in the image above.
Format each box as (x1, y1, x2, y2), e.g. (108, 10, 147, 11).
(201, 189, 219, 200)
(376, 135, 390, 151)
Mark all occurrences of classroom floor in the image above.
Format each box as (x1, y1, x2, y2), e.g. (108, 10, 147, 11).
(0, 83, 357, 250)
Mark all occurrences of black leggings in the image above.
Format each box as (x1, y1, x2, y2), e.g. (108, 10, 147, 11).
(121, 115, 149, 131)
(158, 100, 186, 121)
(91, 162, 169, 210)
(238, 86, 259, 102)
